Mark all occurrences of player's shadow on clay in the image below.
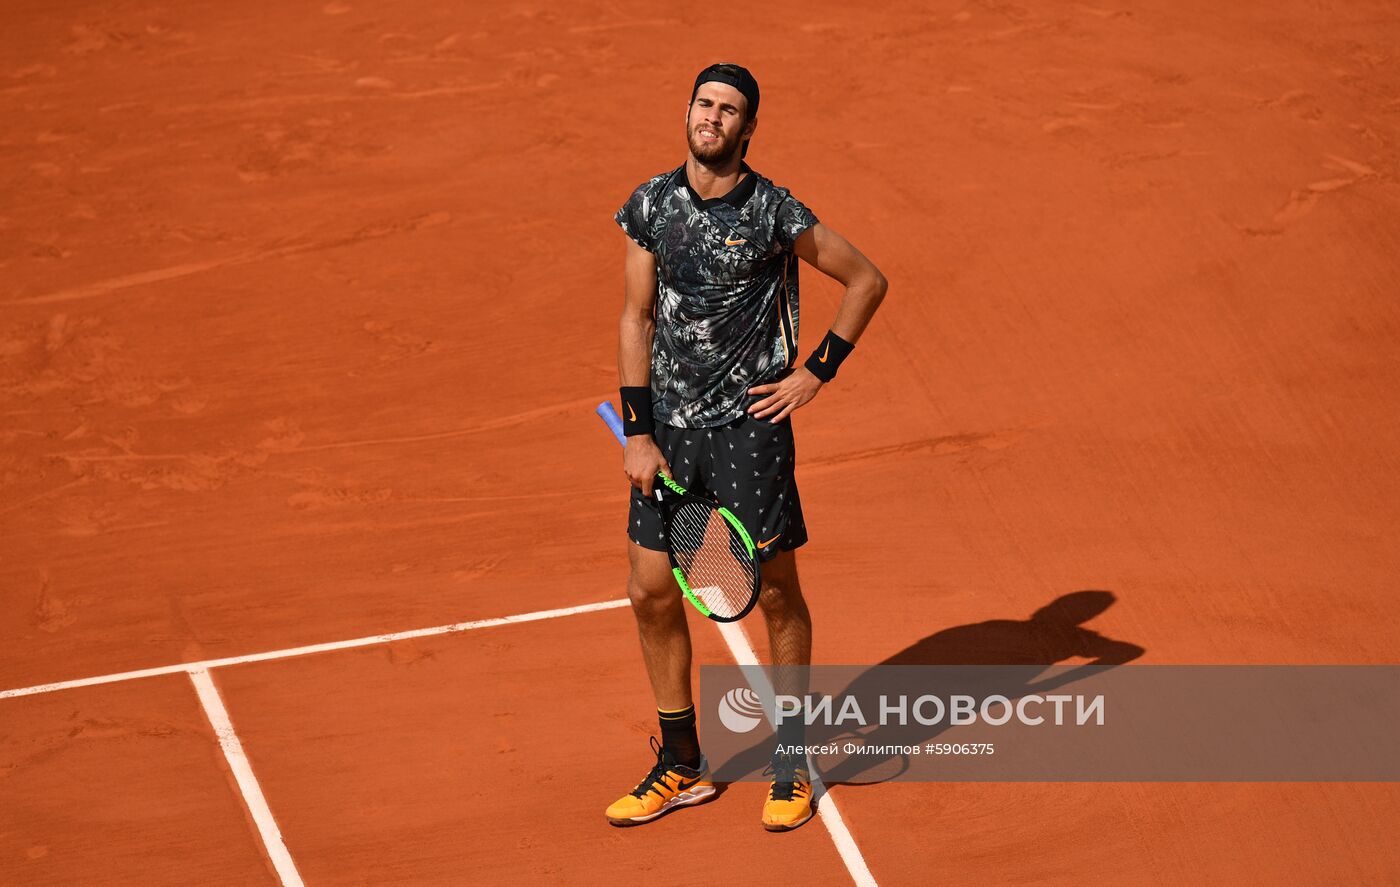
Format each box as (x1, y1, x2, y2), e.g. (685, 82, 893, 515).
(711, 590, 1144, 787)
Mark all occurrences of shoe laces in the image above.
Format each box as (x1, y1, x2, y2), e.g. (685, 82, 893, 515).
(631, 736, 679, 800)
(764, 753, 810, 802)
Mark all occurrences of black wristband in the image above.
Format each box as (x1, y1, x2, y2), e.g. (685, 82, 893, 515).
(619, 386, 655, 436)
(803, 330, 855, 382)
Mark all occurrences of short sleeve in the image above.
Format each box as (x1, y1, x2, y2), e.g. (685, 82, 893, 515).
(774, 193, 818, 250)
(614, 185, 654, 251)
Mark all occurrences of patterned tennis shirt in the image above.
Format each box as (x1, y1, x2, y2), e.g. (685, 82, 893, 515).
(615, 163, 818, 428)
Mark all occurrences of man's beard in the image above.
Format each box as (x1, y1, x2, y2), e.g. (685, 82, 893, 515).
(687, 125, 742, 166)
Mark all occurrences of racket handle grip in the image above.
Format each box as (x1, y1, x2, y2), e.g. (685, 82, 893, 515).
(596, 401, 627, 447)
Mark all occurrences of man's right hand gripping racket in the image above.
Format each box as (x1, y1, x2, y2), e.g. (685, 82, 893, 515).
(597, 401, 762, 622)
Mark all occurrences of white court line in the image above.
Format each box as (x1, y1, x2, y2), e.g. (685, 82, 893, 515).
(2, 594, 878, 885)
(716, 621, 879, 887)
(1, 598, 631, 699)
(189, 669, 304, 887)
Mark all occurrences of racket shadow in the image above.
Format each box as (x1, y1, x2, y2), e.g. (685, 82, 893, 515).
(711, 590, 1145, 788)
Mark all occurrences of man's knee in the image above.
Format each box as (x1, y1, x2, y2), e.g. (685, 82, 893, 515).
(757, 551, 806, 616)
(758, 584, 805, 618)
(627, 543, 677, 608)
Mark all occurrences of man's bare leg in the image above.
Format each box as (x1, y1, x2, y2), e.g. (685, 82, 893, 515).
(755, 548, 815, 830)
(757, 550, 812, 672)
(626, 542, 694, 710)
(606, 543, 715, 826)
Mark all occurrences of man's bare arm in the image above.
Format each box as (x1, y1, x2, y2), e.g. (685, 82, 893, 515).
(618, 237, 671, 495)
(795, 222, 888, 343)
(748, 223, 889, 422)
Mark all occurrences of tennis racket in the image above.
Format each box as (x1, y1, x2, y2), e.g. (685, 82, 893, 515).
(597, 401, 762, 622)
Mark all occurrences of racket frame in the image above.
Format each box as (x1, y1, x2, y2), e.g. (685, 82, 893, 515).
(598, 402, 763, 622)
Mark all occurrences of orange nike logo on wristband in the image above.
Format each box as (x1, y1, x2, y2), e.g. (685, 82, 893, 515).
(818, 341, 831, 363)
(756, 533, 781, 549)
(627, 403, 637, 422)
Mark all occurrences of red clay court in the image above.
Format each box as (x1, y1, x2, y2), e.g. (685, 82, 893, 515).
(3, 1, 1399, 884)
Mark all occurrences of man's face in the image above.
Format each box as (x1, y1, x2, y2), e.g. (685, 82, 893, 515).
(687, 81, 753, 164)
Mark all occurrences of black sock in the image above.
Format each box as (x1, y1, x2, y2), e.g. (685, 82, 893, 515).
(776, 714, 806, 758)
(658, 705, 702, 769)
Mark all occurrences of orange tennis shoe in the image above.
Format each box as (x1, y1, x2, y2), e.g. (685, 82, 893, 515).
(761, 752, 814, 831)
(606, 737, 716, 827)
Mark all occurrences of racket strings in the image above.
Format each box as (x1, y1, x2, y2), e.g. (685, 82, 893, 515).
(669, 499, 758, 618)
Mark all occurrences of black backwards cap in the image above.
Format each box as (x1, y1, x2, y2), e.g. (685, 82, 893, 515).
(691, 63, 760, 118)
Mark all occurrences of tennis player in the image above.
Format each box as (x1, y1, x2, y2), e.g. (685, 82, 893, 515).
(605, 63, 888, 831)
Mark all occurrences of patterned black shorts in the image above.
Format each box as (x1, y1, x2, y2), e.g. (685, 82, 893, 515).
(628, 414, 807, 562)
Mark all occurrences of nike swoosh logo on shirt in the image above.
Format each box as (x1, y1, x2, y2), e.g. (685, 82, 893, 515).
(725, 237, 746, 246)
(756, 534, 781, 549)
